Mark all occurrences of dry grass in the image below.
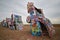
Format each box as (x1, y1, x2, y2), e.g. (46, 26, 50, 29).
(0, 24, 60, 40)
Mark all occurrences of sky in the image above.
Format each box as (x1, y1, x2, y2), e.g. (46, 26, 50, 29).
(0, 0, 60, 24)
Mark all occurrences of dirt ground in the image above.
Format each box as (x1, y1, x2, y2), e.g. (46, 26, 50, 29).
(0, 24, 60, 40)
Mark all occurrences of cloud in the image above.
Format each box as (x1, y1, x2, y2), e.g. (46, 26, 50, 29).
(0, 0, 60, 24)
(49, 18, 60, 24)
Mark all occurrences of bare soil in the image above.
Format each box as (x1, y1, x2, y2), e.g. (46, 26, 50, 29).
(0, 24, 60, 40)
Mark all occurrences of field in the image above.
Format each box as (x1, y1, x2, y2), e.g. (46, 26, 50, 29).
(0, 24, 60, 40)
